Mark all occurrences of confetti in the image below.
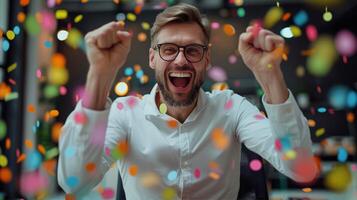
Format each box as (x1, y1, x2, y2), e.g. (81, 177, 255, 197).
(211, 22, 220, 30)
(117, 102, 124, 110)
(223, 24, 235, 36)
(116, 13, 126, 21)
(194, 168, 201, 179)
(127, 13, 137, 22)
(302, 188, 312, 193)
(85, 162, 96, 172)
(293, 10, 308, 26)
(37, 144, 46, 155)
(162, 187, 176, 200)
(208, 172, 220, 180)
(66, 176, 79, 188)
(140, 172, 160, 188)
(237, 8, 245, 17)
(20, 171, 48, 195)
(324, 164, 352, 191)
(285, 150, 297, 160)
(306, 25, 318, 42)
(5, 92, 19, 101)
(24, 15, 41, 36)
(228, 54, 237, 64)
(315, 128, 325, 137)
(57, 30, 69, 41)
(0, 167, 12, 183)
(74, 112, 87, 124)
(208, 66, 227, 82)
(51, 122, 62, 142)
(159, 103, 167, 114)
(66, 28, 83, 49)
(211, 128, 230, 150)
(0, 120, 6, 140)
(17, 153, 26, 163)
(337, 147, 348, 162)
(101, 188, 115, 199)
(323, 10, 333, 22)
(347, 112, 355, 123)
(249, 159, 262, 171)
(44, 40, 53, 48)
(280, 27, 293, 38)
(224, 99, 233, 110)
(55, 10, 68, 20)
(129, 165, 138, 176)
(115, 82, 129, 96)
(141, 22, 150, 30)
(167, 170, 177, 181)
(7, 63, 17, 73)
(20, 0, 30, 6)
(74, 14, 83, 23)
(167, 119, 178, 128)
(274, 139, 282, 151)
(0, 155, 8, 167)
(126, 96, 137, 108)
(65, 146, 76, 158)
(264, 7, 283, 28)
(6, 30, 15, 40)
(25, 139, 33, 149)
(335, 30, 356, 57)
(26, 150, 42, 171)
(137, 32, 147, 42)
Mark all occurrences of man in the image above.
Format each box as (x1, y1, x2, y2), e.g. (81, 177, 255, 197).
(58, 3, 318, 199)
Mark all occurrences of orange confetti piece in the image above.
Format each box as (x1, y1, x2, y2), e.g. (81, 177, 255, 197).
(16, 154, 26, 163)
(208, 172, 220, 180)
(282, 12, 291, 21)
(0, 83, 11, 100)
(51, 122, 63, 142)
(85, 162, 96, 172)
(347, 112, 355, 123)
(65, 194, 76, 200)
(5, 138, 11, 149)
(80, 0, 88, 3)
(49, 109, 59, 117)
(208, 161, 219, 170)
(211, 128, 230, 150)
(17, 12, 26, 23)
(51, 53, 66, 68)
(0, 29, 3, 39)
(129, 165, 138, 176)
(302, 187, 312, 193)
(43, 159, 57, 176)
(37, 144, 46, 155)
(307, 119, 316, 127)
(167, 119, 178, 128)
(0, 167, 12, 183)
(134, 5, 142, 14)
(24, 139, 33, 149)
(223, 24, 236, 36)
(27, 104, 36, 112)
(20, 0, 30, 6)
(113, 0, 120, 4)
(117, 140, 129, 155)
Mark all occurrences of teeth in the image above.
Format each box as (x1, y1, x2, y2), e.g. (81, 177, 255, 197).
(169, 72, 192, 78)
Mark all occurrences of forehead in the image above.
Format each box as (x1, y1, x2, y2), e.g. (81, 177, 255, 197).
(156, 22, 206, 45)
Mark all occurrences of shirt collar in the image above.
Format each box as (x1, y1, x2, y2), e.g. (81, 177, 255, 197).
(143, 83, 208, 122)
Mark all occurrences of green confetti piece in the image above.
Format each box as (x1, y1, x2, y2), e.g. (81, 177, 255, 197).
(159, 103, 167, 114)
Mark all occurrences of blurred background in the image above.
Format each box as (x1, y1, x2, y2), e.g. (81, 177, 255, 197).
(0, 0, 356, 199)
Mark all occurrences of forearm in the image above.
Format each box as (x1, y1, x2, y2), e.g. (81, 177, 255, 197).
(83, 68, 117, 110)
(253, 66, 289, 104)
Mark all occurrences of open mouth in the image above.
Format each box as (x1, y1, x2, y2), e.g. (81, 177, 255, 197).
(168, 72, 193, 90)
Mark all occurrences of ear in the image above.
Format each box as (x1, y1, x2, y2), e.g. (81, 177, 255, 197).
(149, 48, 156, 69)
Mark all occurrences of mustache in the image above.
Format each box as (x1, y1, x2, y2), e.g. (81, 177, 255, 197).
(169, 65, 194, 72)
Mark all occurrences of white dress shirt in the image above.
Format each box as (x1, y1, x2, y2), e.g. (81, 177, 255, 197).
(58, 84, 313, 199)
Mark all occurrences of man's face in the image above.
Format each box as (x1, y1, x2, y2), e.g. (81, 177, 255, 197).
(149, 22, 211, 107)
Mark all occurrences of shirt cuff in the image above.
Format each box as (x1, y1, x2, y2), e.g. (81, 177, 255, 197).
(261, 89, 299, 123)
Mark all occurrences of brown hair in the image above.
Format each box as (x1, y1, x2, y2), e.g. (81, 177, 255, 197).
(150, 3, 210, 47)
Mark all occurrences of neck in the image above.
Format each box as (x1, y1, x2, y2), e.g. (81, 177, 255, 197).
(155, 91, 198, 124)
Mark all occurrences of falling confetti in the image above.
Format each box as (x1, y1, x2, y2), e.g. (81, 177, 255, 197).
(159, 103, 168, 114)
(249, 159, 262, 171)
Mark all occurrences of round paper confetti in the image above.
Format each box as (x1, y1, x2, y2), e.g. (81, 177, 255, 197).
(57, 30, 69, 41)
(2, 39, 10, 52)
(306, 25, 318, 42)
(115, 82, 129, 96)
(249, 159, 262, 171)
(167, 170, 177, 181)
(26, 150, 42, 171)
(65, 146, 76, 158)
(223, 24, 235, 36)
(85, 162, 96, 172)
(0, 155, 8, 167)
(167, 119, 178, 128)
(325, 164, 351, 191)
(101, 188, 115, 199)
(337, 147, 348, 162)
(211, 128, 230, 150)
(194, 168, 201, 179)
(162, 187, 176, 200)
(117, 102, 124, 110)
(323, 11, 333, 22)
(0, 167, 12, 183)
(0, 120, 7, 139)
(335, 30, 356, 56)
(208, 66, 227, 82)
(6, 30, 15, 40)
(74, 112, 87, 124)
(129, 165, 138, 176)
(159, 103, 167, 114)
(66, 176, 79, 188)
(140, 172, 160, 188)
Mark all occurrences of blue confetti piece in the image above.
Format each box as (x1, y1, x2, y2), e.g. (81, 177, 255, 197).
(44, 41, 53, 48)
(136, 70, 144, 79)
(13, 26, 21, 35)
(32, 125, 37, 133)
(26, 150, 42, 171)
(2, 40, 10, 52)
(66, 176, 79, 188)
(337, 147, 348, 162)
(65, 146, 76, 158)
(346, 90, 357, 108)
(317, 107, 327, 113)
(280, 136, 291, 152)
(293, 10, 308, 27)
(124, 67, 134, 76)
(167, 170, 177, 181)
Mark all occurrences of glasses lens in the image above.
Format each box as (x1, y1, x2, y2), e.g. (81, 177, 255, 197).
(159, 44, 178, 61)
(185, 45, 204, 62)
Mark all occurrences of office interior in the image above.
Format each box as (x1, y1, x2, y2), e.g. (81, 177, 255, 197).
(0, 0, 356, 199)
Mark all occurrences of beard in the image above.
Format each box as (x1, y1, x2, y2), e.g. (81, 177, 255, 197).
(156, 66, 205, 107)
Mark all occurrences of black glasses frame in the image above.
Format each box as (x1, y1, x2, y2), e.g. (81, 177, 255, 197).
(154, 43, 208, 63)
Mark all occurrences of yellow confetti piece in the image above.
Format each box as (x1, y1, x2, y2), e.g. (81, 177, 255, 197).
(159, 103, 167, 114)
(127, 13, 136, 22)
(0, 155, 8, 167)
(37, 144, 46, 155)
(25, 139, 33, 149)
(6, 30, 15, 40)
(55, 10, 68, 20)
(323, 10, 333, 22)
(74, 14, 83, 23)
(7, 63, 17, 73)
(285, 150, 296, 160)
(141, 22, 150, 30)
(315, 128, 325, 137)
(162, 187, 176, 200)
(16, 153, 26, 163)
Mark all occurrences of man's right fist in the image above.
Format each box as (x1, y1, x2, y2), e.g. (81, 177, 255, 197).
(84, 21, 132, 76)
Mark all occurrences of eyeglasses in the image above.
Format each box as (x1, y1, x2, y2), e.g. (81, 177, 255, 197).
(154, 43, 208, 63)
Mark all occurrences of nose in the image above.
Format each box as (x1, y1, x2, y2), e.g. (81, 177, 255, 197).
(173, 48, 189, 66)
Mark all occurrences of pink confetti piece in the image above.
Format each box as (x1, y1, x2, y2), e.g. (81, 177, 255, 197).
(224, 99, 233, 110)
(117, 102, 124, 110)
(254, 114, 266, 120)
(249, 159, 262, 171)
(194, 168, 201, 179)
(74, 112, 87, 124)
(275, 139, 282, 151)
(126, 96, 137, 108)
